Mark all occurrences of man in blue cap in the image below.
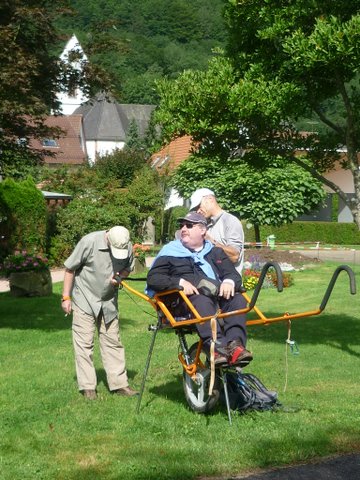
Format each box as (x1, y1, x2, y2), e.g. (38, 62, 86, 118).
(147, 212, 252, 366)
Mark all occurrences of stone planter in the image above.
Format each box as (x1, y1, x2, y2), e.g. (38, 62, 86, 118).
(133, 258, 147, 274)
(145, 257, 155, 268)
(9, 269, 52, 297)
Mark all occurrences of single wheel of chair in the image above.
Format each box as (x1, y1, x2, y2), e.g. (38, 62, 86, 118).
(182, 342, 220, 413)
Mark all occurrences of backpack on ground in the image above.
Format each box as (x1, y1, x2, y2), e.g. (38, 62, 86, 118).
(222, 371, 281, 412)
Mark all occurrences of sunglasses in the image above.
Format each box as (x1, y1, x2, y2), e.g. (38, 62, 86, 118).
(178, 222, 202, 229)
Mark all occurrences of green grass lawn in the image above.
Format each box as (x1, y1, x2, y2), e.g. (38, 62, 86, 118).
(0, 262, 359, 479)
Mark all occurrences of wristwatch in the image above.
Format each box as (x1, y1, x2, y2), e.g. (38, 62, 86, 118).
(61, 296, 71, 302)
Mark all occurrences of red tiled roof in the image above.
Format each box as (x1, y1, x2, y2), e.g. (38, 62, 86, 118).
(151, 135, 196, 173)
(29, 115, 86, 166)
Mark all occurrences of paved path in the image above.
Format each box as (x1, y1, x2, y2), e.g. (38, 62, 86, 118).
(226, 452, 360, 479)
(292, 248, 360, 265)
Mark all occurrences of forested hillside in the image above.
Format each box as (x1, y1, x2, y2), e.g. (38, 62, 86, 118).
(58, 0, 226, 104)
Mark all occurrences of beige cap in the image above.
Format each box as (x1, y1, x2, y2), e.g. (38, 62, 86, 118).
(107, 226, 130, 259)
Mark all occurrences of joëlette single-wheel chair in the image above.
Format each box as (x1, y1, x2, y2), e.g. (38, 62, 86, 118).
(120, 262, 356, 423)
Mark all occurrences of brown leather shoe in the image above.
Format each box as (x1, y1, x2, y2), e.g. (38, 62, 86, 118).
(113, 386, 139, 397)
(82, 389, 97, 400)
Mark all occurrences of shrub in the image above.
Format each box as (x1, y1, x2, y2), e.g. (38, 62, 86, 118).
(270, 271, 294, 289)
(0, 177, 47, 258)
(50, 195, 132, 265)
(244, 221, 360, 245)
(93, 148, 147, 187)
(50, 167, 162, 266)
(133, 243, 151, 263)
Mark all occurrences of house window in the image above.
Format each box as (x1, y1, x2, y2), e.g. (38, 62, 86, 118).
(159, 155, 169, 167)
(16, 138, 28, 147)
(42, 139, 58, 147)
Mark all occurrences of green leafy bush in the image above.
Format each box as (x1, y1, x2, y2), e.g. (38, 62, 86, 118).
(93, 148, 147, 187)
(50, 195, 132, 264)
(0, 177, 47, 258)
(50, 166, 162, 266)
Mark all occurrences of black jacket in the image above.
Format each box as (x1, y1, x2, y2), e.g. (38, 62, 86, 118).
(147, 245, 243, 293)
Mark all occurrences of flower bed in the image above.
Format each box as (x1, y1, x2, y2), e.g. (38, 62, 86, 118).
(0, 251, 52, 297)
(0, 251, 49, 277)
(242, 256, 294, 290)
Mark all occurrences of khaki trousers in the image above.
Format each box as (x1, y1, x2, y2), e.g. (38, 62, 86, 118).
(72, 304, 129, 391)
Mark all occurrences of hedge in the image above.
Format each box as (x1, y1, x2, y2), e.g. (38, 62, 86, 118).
(243, 221, 360, 245)
(0, 177, 47, 258)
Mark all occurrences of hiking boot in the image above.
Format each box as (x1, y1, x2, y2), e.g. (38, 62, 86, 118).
(214, 351, 228, 366)
(82, 389, 97, 400)
(227, 340, 253, 366)
(112, 386, 139, 397)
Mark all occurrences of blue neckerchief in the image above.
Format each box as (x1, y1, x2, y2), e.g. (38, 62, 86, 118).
(146, 239, 215, 296)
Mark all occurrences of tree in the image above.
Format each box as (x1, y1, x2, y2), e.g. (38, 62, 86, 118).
(57, 0, 227, 103)
(0, 0, 113, 172)
(93, 148, 147, 187)
(170, 153, 326, 242)
(126, 120, 144, 151)
(155, 2, 360, 228)
(124, 166, 163, 239)
(36, 148, 163, 263)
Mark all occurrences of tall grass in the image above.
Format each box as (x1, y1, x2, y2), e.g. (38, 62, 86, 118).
(0, 262, 359, 479)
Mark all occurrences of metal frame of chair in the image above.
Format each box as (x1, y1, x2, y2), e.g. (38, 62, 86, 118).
(121, 263, 356, 423)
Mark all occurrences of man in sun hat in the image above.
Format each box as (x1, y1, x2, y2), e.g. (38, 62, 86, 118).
(61, 226, 138, 400)
(189, 188, 245, 273)
(147, 212, 252, 367)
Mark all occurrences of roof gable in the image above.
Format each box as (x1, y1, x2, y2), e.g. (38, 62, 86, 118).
(74, 95, 156, 141)
(29, 115, 86, 165)
(151, 135, 196, 173)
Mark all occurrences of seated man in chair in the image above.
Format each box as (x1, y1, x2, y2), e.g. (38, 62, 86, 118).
(146, 212, 253, 366)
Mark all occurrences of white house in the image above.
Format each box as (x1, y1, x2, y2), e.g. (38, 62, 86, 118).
(74, 94, 155, 164)
(56, 36, 155, 163)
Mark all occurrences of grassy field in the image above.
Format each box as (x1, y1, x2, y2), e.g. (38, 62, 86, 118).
(0, 262, 359, 479)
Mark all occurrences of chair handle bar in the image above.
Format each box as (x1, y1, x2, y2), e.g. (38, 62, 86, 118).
(248, 261, 283, 310)
(319, 264, 356, 312)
